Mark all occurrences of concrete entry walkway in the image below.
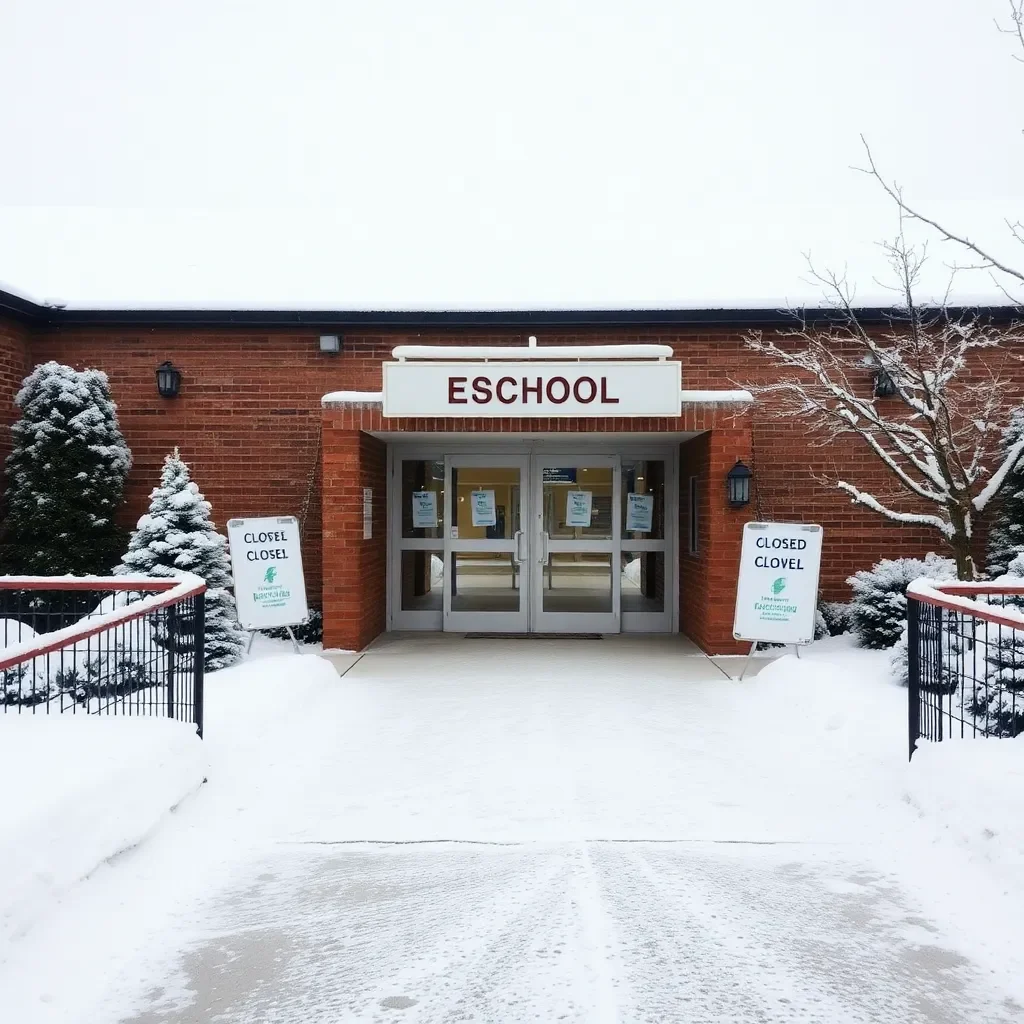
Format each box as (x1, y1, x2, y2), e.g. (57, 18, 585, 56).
(36, 638, 1023, 1023)
(323, 631, 779, 681)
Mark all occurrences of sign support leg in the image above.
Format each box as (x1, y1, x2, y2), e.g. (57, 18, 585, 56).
(284, 625, 302, 655)
(738, 641, 759, 681)
(246, 630, 258, 655)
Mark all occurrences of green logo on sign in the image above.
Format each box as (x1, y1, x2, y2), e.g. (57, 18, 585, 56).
(771, 577, 786, 595)
(264, 566, 278, 584)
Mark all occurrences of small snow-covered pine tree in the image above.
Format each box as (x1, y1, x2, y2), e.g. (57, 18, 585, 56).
(0, 361, 132, 575)
(117, 450, 245, 671)
(986, 406, 1024, 578)
(976, 552, 1024, 737)
(849, 553, 956, 650)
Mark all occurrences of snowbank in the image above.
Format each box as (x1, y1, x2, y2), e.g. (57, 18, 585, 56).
(0, 717, 206, 953)
(904, 739, 1024, 888)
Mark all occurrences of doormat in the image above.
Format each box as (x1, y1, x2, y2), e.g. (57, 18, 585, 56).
(464, 633, 603, 640)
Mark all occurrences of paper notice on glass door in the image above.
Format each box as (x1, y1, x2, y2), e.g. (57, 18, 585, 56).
(626, 492, 654, 532)
(411, 490, 437, 528)
(565, 490, 593, 527)
(470, 489, 497, 527)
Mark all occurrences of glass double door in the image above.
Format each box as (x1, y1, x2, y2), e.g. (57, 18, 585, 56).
(444, 454, 621, 633)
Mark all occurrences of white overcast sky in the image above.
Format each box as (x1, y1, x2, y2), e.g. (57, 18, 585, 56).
(0, 0, 1021, 309)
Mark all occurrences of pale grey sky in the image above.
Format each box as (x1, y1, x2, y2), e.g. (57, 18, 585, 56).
(0, 0, 1020, 308)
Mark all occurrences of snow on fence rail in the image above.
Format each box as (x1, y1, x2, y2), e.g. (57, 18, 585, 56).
(0, 573, 207, 737)
(907, 577, 1024, 760)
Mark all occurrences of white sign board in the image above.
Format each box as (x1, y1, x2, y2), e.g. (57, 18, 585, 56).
(471, 489, 496, 527)
(227, 516, 309, 630)
(733, 522, 823, 645)
(382, 361, 681, 418)
(626, 492, 654, 532)
(565, 490, 593, 527)
(411, 490, 438, 528)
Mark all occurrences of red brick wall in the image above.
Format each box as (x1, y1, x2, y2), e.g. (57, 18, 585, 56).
(0, 317, 30, 467)
(321, 414, 387, 650)
(680, 427, 756, 654)
(26, 323, 1024, 638)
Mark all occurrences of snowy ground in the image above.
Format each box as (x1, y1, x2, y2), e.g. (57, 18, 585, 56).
(1, 633, 1023, 1023)
(0, 716, 205, 962)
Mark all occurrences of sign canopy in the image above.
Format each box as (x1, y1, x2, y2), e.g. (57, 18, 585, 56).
(733, 522, 823, 645)
(227, 516, 309, 630)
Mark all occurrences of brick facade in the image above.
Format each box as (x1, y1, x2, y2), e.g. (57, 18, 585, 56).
(3, 313, 1019, 654)
(0, 318, 29, 467)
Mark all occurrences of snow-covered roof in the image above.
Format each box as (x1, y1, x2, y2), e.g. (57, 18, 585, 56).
(1, 1, 1022, 312)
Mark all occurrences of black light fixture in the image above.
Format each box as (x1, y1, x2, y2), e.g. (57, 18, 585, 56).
(156, 360, 182, 398)
(873, 367, 898, 398)
(319, 334, 342, 354)
(726, 459, 753, 508)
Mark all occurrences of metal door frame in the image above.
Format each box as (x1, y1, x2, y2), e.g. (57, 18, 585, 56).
(442, 453, 530, 633)
(529, 453, 621, 634)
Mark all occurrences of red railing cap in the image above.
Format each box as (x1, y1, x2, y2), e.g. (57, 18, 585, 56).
(0, 574, 186, 592)
(0, 572, 207, 671)
(907, 576, 1024, 631)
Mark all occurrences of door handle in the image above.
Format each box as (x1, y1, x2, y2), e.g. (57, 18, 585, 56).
(512, 530, 524, 565)
(538, 530, 549, 564)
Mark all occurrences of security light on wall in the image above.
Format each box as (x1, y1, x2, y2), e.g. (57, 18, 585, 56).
(873, 367, 898, 398)
(319, 334, 342, 354)
(726, 460, 753, 508)
(156, 361, 181, 398)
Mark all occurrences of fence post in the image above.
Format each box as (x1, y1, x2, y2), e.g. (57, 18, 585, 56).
(907, 596, 921, 761)
(166, 605, 177, 721)
(194, 591, 205, 738)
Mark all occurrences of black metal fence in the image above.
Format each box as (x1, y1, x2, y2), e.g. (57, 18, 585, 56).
(0, 577, 207, 737)
(907, 582, 1024, 759)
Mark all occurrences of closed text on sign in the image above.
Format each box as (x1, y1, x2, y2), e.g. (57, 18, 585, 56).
(227, 515, 310, 630)
(733, 522, 823, 645)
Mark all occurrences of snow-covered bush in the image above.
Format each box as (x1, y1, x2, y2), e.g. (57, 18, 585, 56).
(813, 609, 829, 640)
(0, 361, 131, 576)
(848, 553, 957, 650)
(889, 610, 970, 692)
(974, 552, 1024, 736)
(819, 601, 853, 637)
(262, 608, 323, 645)
(117, 450, 245, 672)
(0, 618, 54, 705)
(986, 406, 1024, 579)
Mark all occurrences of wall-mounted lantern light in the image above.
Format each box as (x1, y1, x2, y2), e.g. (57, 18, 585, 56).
(319, 334, 342, 354)
(156, 360, 181, 398)
(873, 367, 898, 398)
(726, 459, 753, 508)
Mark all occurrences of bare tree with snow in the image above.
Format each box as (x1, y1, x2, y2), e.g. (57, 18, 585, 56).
(744, 2, 1024, 582)
(744, 238, 1024, 580)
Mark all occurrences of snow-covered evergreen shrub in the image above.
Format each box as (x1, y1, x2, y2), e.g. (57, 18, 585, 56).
(117, 450, 246, 671)
(986, 406, 1024, 578)
(819, 601, 853, 636)
(848, 553, 957, 650)
(813, 609, 828, 640)
(0, 362, 132, 576)
(975, 552, 1024, 736)
(262, 608, 323, 644)
(889, 610, 970, 691)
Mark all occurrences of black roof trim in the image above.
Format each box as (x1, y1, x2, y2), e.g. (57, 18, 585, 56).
(1, 287, 1020, 329)
(0, 287, 51, 323)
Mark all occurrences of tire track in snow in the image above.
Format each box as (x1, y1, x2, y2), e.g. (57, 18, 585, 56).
(591, 842, 1023, 1023)
(566, 842, 624, 1024)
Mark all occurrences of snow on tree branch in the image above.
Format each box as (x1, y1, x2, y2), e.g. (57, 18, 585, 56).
(742, 237, 1024, 580)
